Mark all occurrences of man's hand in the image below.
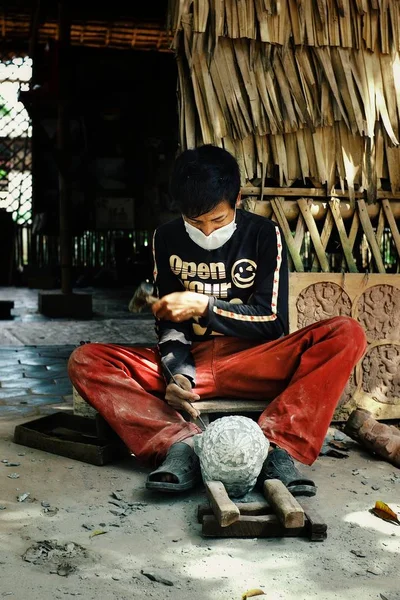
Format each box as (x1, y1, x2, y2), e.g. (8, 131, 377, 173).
(165, 374, 201, 420)
(152, 291, 208, 322)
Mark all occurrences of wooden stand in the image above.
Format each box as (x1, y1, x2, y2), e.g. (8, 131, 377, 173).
(198, 479, 327, 542)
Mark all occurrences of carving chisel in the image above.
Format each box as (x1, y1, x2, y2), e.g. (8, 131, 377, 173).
(162, 362, 207, 429)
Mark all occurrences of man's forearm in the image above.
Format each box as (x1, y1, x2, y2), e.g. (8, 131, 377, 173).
(158, 339, 196, 386)
(199, 296, 288, 340)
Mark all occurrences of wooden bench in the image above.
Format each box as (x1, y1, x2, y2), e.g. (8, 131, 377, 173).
(73, 387, 270, 427)
(187, 399, 270, 426)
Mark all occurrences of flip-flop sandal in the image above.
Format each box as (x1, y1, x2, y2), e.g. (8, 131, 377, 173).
(258, 447, 317, 497)
(146, 442, 200, 493)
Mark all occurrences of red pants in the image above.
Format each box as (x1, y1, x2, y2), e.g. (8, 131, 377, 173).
(68, 316, 366, 466)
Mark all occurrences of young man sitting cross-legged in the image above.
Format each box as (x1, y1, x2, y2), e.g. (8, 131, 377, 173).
(68, 145, 366, 495)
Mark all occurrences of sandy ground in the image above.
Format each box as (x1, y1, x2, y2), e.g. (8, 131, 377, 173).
(1, 413, 400, 600)
(0, 287, 399, 599)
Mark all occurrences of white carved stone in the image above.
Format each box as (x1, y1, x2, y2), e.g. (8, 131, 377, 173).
(193, 415, 269, 498)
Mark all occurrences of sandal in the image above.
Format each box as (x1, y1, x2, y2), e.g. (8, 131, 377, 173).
(146, 442, 200, 493)
(258, 448, 317, 497)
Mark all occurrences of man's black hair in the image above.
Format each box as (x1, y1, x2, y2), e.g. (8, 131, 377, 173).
(169, 144, 241, 218)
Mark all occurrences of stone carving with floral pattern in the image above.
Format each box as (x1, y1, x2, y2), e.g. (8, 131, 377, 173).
(193, 416, 269, 498)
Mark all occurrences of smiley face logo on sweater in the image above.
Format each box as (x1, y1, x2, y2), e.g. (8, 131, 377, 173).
(231, 259, 257, 288)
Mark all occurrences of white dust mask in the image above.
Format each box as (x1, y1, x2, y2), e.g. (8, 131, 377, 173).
(183, 211, 237, 251)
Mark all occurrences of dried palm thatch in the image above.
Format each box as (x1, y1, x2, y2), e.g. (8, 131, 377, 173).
(169, 0, 400, 203)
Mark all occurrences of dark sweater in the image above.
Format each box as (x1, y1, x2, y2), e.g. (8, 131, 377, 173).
(153, 209, 289, 386)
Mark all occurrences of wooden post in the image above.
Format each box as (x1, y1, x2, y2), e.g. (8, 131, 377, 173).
(57, 0, 72, 295)
(29, 0, 42, 268)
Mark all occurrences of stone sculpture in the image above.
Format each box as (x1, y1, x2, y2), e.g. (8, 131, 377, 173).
(338, 370, 356, 407)
(357, 285, 400, 341)
(193, 415, 269, 498)
(362, 344, 400, 404)
(292, 277, 400, 418)
(296, 282, 351, 328)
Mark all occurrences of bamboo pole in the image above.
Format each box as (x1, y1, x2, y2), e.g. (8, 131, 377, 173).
(241, 187, 400, 200)
(357, 199, 386, 273)
(243, 198, 400, 221)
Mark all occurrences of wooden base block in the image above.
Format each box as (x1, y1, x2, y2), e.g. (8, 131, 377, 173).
(14, 412, 129, 466)
(202, 514, 306, 538)
(198, 501, 327, 542)
(198, 501, 271, 523)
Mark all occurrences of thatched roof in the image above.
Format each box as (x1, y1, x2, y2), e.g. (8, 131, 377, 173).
(170, 0, 400, 201)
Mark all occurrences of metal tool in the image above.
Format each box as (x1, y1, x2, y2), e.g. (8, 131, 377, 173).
(128, 281, 158, 313)
(162, 361, 207, 430)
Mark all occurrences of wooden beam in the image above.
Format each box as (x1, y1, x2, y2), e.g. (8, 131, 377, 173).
(242, 187, 400, 200)
(348, 210, 360, 251)
(193, 399, 270, 414)
(311, 208, 334, 271)
(270, 198, 304, 271)
(198, 501, 271, 523)
(297, 199, 330, 272)
(263, 479, 305, 529)
(243, 199, 400, 221)
(382, 199, 400, 259)
(242, 186, 327, 197)
(357, 199, 386, 273)
(201, 514, 305, 538)
(205, 481, 240, 527)
(329, 199, 358, 272)
(376, 205, 386, 249)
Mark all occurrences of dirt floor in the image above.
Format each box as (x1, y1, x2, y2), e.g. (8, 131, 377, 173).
(0, 287, 399, 600)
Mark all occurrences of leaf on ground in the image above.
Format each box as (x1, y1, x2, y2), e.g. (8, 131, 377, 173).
(89, 529, 107, 538)
(370, 501, 400, 525)
(241, 590, 265, 599)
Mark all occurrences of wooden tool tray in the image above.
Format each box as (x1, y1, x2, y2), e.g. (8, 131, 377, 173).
(14, 412, 128, 466)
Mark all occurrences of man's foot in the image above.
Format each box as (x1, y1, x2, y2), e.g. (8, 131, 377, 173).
(258, 447, 317, 497)
(145, 441, 200, 493)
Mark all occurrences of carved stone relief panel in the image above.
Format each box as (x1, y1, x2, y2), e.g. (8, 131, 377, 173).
(337, 370, 357, 408)
(296, 282, 352, 329)
(356, 285, 400, 342)
(289, 273, 400, 420)
(361, 344, 400, 405)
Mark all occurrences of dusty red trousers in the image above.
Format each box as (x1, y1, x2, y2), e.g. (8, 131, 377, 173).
(68, 316, 366, 466)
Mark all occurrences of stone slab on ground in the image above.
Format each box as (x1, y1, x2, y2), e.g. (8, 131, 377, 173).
(0, 319, 156, 346)
(0, 285, 155, 346)
(0, 285, 140, 320)
(0, 347, 76, 417)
